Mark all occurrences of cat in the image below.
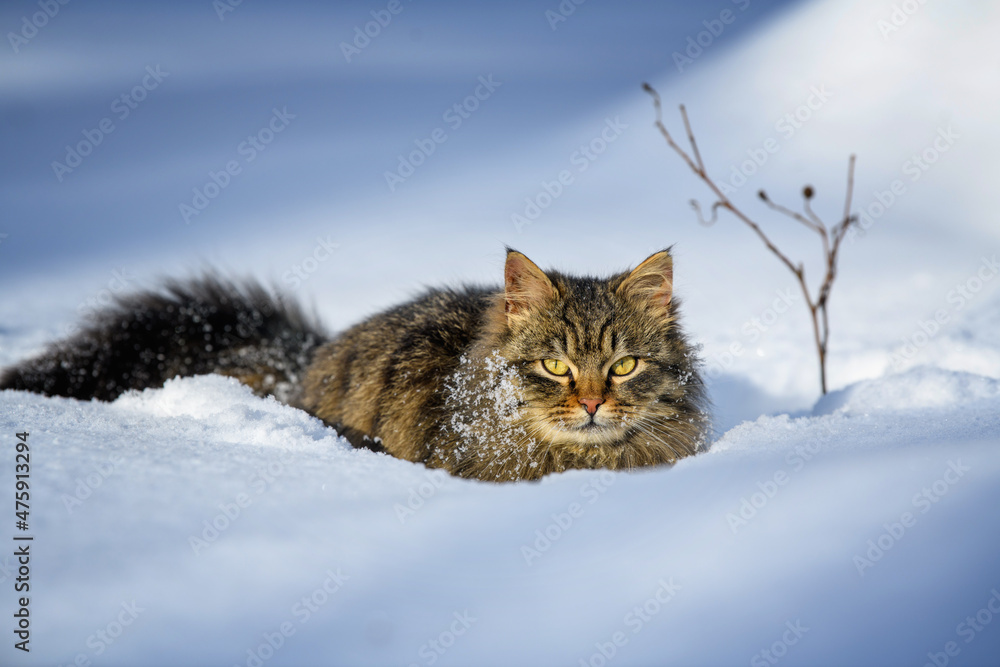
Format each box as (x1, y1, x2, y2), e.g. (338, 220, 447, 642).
(0, 249, 709, 481)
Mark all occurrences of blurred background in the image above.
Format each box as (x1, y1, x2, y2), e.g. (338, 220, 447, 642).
(2, 0, 998, 430)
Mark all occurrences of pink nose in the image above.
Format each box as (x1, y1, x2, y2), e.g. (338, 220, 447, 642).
(579, 398, 605, 415)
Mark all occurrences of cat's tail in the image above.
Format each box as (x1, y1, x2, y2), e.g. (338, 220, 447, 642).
(0, 275, 327, 404)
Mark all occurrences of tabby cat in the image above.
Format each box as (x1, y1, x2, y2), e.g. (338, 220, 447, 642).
(1, 249, 709, 481)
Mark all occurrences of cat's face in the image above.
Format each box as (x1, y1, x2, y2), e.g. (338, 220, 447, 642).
(496, 250, 706, 460)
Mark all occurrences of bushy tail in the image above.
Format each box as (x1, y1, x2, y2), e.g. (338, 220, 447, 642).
(0, 276, 327, 404)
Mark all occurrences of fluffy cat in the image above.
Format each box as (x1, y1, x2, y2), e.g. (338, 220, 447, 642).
(1, 249, 709, 481)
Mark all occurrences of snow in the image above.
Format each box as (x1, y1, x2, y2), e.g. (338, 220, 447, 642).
(3, 373, 999, 666)
(2, 0, 1000, 665)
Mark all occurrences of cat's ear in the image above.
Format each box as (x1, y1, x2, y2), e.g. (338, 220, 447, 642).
(617, 249, 673, 314)
(504, 249, 557, 321)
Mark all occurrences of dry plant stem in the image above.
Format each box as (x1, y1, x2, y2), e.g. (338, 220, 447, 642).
(643, 83, 857, 395)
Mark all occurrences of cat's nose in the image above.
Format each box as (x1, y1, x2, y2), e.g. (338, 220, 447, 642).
(579, 397, 605, 415)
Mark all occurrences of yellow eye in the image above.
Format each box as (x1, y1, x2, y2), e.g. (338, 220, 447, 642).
(611, 356, 637, 376)
(542, 359, 570, 376)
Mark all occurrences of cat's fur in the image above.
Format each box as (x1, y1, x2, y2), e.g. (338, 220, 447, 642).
(1, 249, 709, 481)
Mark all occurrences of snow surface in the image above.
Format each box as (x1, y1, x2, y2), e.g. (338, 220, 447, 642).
(3, 373, 1000, 666)
(2, 0, 1000, 665)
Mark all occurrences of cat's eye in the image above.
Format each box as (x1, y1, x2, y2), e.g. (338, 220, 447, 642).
(610, 356, 637, 376)
(542, 359, 570, 376)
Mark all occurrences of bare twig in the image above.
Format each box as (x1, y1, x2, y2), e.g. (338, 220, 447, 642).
(679, 104, 705, 173)
(691, 199, 724, 226)
(643, 83, 802, 281)
(760, 191, 825, 237)
(643, 83, 858, 396)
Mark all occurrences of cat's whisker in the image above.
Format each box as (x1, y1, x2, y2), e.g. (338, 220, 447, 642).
(648, 421, 702, 460)
(631, 419, 686, 462)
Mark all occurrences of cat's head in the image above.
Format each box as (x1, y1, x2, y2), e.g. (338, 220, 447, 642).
(489, 248, 708, 465)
